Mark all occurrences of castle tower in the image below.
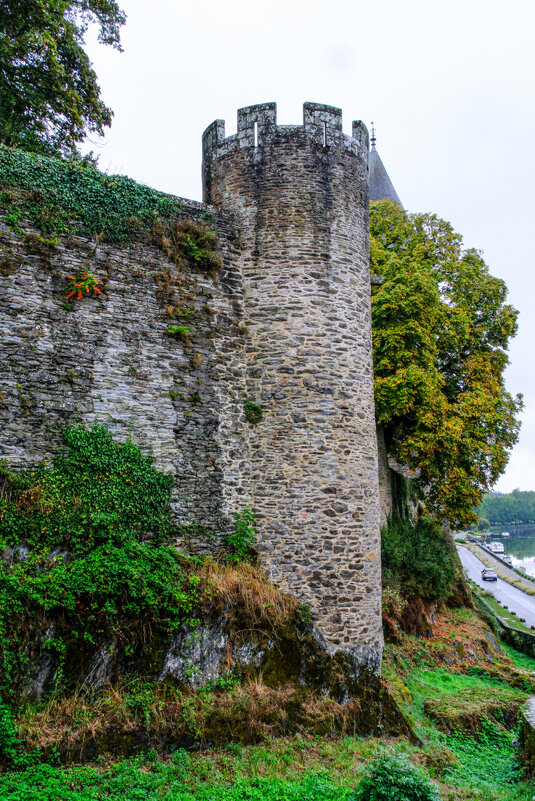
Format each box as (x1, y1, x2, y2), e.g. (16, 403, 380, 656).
(203, 103, 383, 672)
(369, 125, 403, 206)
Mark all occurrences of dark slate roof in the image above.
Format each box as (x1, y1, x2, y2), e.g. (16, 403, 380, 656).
(369, 146, 402, 207)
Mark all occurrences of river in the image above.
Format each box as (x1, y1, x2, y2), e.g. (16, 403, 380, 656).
(488, 525, 535, 577)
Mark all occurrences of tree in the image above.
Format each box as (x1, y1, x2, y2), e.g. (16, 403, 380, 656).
(370, 200, 522, 528)
(0, 0, 125, 157)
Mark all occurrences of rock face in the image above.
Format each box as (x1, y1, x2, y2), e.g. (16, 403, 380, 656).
(0, 102, 383, 670)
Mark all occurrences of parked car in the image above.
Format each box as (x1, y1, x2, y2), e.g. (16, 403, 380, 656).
(482, 568, 498, 581)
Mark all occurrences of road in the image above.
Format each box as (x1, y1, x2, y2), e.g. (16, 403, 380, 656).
(471, 544, 535, 593)
(457, 545, 535, 628)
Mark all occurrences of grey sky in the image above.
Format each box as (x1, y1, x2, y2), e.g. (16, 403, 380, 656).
(83, 0, 535, 492)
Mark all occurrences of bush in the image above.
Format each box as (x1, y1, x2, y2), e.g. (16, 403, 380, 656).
(381, 515, 456, 602)
(0, 424, 173, 554)
(244, 399, 263, 424)
(353, 753, 441, 801)
(0, 425, 203, 703)
(225, 507, 257, 562)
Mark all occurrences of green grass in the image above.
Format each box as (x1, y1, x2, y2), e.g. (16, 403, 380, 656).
(441, 722, 522, 796)
(0, 762, 352, 801)
(402, 667, 510, 727)
(500, 640, 535, 671)
(393, 661, 534, 800)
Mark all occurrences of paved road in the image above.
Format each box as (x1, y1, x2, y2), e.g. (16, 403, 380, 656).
(471, 544, 535, 593)
(457, 545, 535, 628)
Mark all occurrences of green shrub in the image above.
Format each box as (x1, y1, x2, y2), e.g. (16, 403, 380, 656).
(0, 426, 203, 702)
(244, 399, 263, 424)
(225, 507, 257, 562)
(0, 701, 21, 763)
(167, 325, 194, 341)
(0, 424, 173, 554)
(381, 515, 456, 601)
(353, 753, 441, 801)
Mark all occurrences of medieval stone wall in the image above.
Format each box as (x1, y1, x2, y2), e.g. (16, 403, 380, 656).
(0, 200, 250, 539)
(0, 103, 384, 670)
(203, 103, 383, 669)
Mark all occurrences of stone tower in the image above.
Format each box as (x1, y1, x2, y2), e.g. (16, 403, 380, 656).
(369, 126, 402, 206)
(203, 103, 383, 672)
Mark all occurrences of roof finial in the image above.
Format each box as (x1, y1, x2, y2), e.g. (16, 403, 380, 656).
(370, 121, 376, 150)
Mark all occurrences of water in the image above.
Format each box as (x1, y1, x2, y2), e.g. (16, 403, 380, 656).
(490, 525, 535, 577)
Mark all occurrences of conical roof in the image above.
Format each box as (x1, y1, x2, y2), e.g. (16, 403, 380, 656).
(369, 143, 402, 207)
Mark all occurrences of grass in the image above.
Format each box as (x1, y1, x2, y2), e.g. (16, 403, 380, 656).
(1, 727, 534, 801)
(4, 607, 535, 800)
(200, 560, 300, 630)
(501, 641, 535, 671)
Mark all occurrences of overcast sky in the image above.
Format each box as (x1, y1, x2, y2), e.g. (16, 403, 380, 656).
(83, 0, 535, 493)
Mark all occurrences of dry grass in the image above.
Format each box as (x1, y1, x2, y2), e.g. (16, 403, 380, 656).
(17, 676, 362, 760)
(199, 560, 300, 631)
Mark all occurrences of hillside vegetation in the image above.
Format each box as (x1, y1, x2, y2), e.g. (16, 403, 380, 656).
(478, 490, 535, 526)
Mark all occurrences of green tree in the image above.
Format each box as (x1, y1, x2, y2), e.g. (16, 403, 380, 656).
(478, 490, 535, 526)
(371, 201, 522, 528)
(0, 0, 125, 157)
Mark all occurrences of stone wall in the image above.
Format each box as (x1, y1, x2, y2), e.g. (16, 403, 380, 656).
(203, 103, 383, 670)
(376, 425, 393, 528)
(1, 103, 385, 669)
(0, 200, 249, 539)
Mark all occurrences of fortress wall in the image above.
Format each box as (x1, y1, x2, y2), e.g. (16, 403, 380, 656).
(0, 103, 385, 668)
(203, 104, 383, 669)
(0, 200, 250, 538)
(377, 425, 394, 527)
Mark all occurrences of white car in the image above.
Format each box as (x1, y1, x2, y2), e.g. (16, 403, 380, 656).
(482, 568, 498, 581)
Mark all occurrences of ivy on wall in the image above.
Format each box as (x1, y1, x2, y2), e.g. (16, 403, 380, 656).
(0, 145, 181, 244)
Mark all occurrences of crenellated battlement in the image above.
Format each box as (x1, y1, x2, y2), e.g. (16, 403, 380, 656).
(202, 102, 369, 164)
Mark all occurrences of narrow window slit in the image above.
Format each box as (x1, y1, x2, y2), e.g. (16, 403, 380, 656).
(253, 121, 258, 148)
(323, 121, 327, 147)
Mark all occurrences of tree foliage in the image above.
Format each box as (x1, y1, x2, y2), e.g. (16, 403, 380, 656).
(381, 515, 457, 602)
(0, 0, 126, 157)
(371, 201, 522, 527)
(478, 490, 535, 526)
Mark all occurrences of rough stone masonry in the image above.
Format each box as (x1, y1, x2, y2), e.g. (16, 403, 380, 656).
(0, 102, 383, 673)
(203, 103, 382, 670)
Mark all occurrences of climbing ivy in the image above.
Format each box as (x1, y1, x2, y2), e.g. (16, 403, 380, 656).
(0, 145, 181, 243)
(0, 425, 173, 553)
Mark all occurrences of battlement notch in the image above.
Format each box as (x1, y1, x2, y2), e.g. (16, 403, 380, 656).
(202, 103, 369, 203)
